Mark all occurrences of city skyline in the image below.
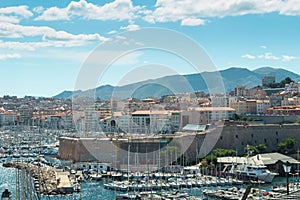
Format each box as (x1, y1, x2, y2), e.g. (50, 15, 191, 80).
(1, 0, 300, 97)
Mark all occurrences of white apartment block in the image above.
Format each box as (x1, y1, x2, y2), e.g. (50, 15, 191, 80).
(182, 107, 235, 126)
(109, 110, 180, 134)
(256, 100, 271, 114)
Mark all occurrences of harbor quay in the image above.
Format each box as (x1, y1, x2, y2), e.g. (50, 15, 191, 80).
(58, 124, 300, 165)
(2, 161, 82, 196)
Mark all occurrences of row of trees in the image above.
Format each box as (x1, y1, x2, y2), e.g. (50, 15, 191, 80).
(265, 77, 294, 88)
(242, 137, 297, 156)
(203, 137, 297, 166)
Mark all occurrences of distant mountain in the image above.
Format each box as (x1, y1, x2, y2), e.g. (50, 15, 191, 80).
(253, 67, 300, 82)
(219, 67, 262, 90)
(53, 91, 74, 99)
(53, 67, 300, 100)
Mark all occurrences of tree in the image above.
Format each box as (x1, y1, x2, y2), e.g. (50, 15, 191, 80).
(212, 148, 236, 157)
(205, 148, 236, 165)
(205, 154, 217, 165)
(278, 137, 297, 154)
(257, 144, 267, 153)
(267, 77, 294, 88)
(295, 116, 300, 124)
(244, 145, 259, 156)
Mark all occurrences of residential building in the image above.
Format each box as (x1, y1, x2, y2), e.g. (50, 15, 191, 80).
(84, 110, 100, 132)
(230, 101, 247, 115)
(233, 86, 246, 97)
(266, 106, 300, 115)
(181, 107, 235, 126)
(246, 100, 257, 114)
(256, 100, 271, 114)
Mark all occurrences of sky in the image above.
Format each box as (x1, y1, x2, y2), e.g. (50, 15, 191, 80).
(1, 0, 300, 97)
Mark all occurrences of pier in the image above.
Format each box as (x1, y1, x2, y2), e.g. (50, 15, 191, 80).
(2, 161, 80, 196)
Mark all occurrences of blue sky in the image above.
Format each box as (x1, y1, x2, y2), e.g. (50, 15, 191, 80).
(1, 0, 300, 97)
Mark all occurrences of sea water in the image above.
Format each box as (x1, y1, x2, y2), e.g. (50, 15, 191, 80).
(1, 164, 298, 200)
(0, 165, 115, 200)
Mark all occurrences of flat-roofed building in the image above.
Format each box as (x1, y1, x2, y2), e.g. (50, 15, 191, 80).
(256, 100, 271, 114)
(230, 101, 247, 115)
(246, 100, 257, 114)
(181, 107, 235, 126)
(0, 110, 17, 126)
(266, 106, 300, 115)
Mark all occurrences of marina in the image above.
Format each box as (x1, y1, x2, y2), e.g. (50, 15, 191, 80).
(1, 127, 300, 199)
(2, 158, 300, 199)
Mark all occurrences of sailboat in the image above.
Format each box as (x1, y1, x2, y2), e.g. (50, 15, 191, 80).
(1, 189, 11, 200)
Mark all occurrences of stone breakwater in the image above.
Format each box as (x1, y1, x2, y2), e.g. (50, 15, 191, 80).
(3, 161, 75, 195)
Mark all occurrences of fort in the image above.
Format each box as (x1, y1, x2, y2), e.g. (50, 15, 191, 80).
(58, 124, 300, 167)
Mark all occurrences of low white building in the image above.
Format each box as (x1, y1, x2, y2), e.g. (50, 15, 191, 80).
(71, 162, 112, 172)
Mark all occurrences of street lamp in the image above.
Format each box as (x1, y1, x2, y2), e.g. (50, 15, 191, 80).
(283, 161, 292, 195)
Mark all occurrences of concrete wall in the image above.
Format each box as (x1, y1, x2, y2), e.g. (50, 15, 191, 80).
(246, 115, 298, 124)
(58, 124, 300, 165)
(214, 124, 300, 155)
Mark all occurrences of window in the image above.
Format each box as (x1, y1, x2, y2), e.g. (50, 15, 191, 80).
(235, 135, 238, 139)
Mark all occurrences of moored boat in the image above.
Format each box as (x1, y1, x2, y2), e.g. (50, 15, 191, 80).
(1, 189, 11, 200)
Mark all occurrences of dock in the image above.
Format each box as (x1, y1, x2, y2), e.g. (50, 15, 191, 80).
(56, 170, 74, 194)
(2, 161, 79, 195)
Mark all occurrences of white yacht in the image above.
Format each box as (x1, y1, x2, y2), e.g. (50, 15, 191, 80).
(237, 164, 277, 183)
(223, 163, 277, 183)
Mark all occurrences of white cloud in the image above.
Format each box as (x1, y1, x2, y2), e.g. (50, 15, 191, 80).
(35, 7, 69, 21)
(0, 15, 20, 23)
(260, 45, 267, 49)
(30, 0, 300, 25)
(0, 6, 33, 18)
(258, 52, 280, 60)
(0, 40, 36, 51)
(33, 6, 44, 14)
(108, 30, 117, 35)
(143, 0, 300, 25)
(181, 18, 205, 26)
(242, 52, 298, 62)
(279, 0, 300, 16)
(43, 31, 107, 42)
(36, 0, 143, 21)
(0, 22, 107, 43)
(120, 24, 140, 31)
(144, 0, 280, 24)
(0, 22, 53, 38)
(0, 53, 21, 60)
(282, 55, 297, 62)
(242, 54, 256, 59)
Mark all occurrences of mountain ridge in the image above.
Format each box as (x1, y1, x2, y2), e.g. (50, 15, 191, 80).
(53, 67, 300, 99)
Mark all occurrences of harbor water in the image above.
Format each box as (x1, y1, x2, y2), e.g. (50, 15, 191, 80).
(1, 164, 300, 200)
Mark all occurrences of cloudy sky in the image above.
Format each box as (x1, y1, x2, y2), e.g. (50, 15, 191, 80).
(1, 0, 300, 97)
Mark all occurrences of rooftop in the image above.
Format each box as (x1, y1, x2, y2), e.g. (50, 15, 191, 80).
(217, 152, 300, 165)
